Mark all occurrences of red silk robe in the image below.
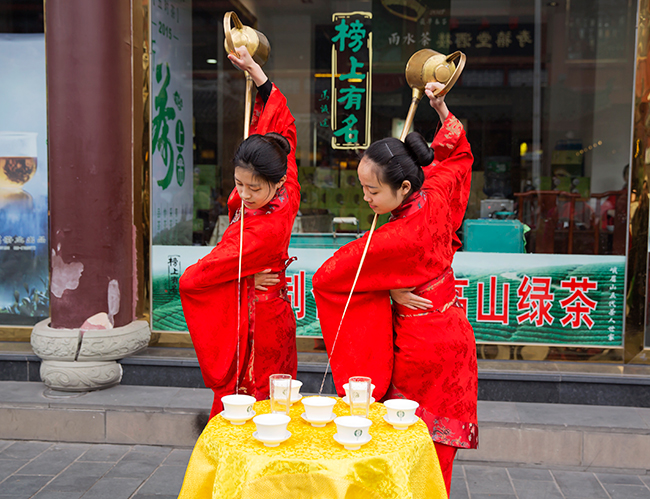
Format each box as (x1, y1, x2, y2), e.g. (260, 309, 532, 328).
(313, 114, 478, 449)
(180, 85, 299, 419)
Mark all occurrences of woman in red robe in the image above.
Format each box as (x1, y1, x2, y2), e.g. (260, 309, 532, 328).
(313, 82, 477, 495)
(180, 47, 298, 419)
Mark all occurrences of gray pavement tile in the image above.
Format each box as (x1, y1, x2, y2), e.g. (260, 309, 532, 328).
(512, 479, 564, 499)
(0, 475, 52, 495)
(516, 402, 647, 429)
(131, 445, 172, 455)
(449, 480, 469, 499)
(0, 441, 51, 460)
(0, 458, 29, 481)
(0, 441, 15, 453)
(640, 476, 650, 488)
(136, 466, 186, 496)
(596, 472, 646, 485)
(33, 490, 84, 499)
(40, 461, 114, 493)
(507, 467, 553, 481)
(162, 449, 192, 467)
(132, 496, 178, 499)
(602, 484, 650, 499)
(477, 401, 521, 424)
(80, 477, 143, 499)
(470, 495, 517, 499)
(552, 470, 609, 498)
(104, 451, 168, 479)
(17, 443, 90, 475)
(79, 444, 132, 463)
(464, 465, 515, 495)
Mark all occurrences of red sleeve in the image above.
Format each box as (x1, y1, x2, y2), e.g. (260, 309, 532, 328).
(422, 114, 473, 250)
(249, 84, 299, 200)
(181, 212, 290, 291)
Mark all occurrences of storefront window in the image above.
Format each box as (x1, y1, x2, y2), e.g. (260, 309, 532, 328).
(0, 1, 48, 329)
(150, 0, 637, 354)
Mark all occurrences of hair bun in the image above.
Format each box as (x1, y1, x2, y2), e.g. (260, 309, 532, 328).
(404, 132, 434, 167)
(264, 132, 291, 155)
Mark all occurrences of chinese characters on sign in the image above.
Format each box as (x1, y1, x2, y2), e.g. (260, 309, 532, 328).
(317, 89, 330, 129)
(387, 15, 449, 49)
(447, 23, 534, 57)
(331, 12, 372, 149)
(386, 20, 534, 58)
(286, 271, 307, 320)
(454, 271, 618, 341)
(167, 255, 181, 294)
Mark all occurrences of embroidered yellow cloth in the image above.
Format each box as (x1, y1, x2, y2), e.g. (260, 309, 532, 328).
(178, 398, 447, 499)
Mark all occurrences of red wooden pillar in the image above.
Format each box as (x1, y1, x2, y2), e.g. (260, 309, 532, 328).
(46, 0, 136, 329)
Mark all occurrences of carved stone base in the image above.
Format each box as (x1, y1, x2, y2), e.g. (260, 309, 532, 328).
(40, 360, 123, 391)
(31, 319, 151, 361)
(31, 319, 151, 392)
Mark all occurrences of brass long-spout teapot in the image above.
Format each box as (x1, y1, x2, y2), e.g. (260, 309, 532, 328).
(223, 12, 271, 138)
(400, 49, 466, 140)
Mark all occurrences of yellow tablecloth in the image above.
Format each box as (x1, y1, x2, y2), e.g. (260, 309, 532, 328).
(178, 398, 447, 499)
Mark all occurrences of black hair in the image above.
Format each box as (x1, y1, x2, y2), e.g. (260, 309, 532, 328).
(362, 132, 433, 195)
(233, 132, 290, 184)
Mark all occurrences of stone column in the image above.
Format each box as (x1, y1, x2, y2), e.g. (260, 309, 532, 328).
(31, 0, 150, 391)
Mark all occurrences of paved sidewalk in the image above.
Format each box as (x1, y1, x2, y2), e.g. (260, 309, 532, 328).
(1, 439, 649, 498)
(451, 464, 650, 499)
(0, 440, 190, 498)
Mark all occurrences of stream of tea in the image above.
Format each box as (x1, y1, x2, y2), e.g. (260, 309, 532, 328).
(318, 213, 378, 396)
(236, 201, 244, 394)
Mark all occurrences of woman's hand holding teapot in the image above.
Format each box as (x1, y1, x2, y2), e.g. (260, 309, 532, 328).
(425, 81, 450, 123)
(228, 46, 268, 87)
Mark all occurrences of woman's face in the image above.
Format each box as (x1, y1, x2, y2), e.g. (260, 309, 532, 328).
(234, 167, 284, 210)
(357, 157, 410, 215)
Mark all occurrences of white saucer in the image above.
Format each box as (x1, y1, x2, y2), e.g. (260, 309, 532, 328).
(300, 412, 336, 427)
(383, 414, 418, 430)
(220, 410, 255, 425)
(342, 395, 376, 406)
(290, 393, 303, 405)
(332, 433, 372, 450)
(253, 430, 291, 447)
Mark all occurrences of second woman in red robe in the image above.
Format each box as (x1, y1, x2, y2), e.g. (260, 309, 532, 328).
(313, 82, 477, 495)
(180, 47, 299, 419)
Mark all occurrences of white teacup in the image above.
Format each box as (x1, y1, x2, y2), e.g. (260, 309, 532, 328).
(334, 415, 372, 442)
(302, 396, 336, 421)
(384, 399, 419, 422)
(291, 380, 303, 399)
(253, 413, 291, 440)
(342, 382, 376, 400)
(221, 394, 256, 419)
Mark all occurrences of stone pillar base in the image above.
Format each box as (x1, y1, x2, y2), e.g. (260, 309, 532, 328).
(40, 360, 123, 391)
(31, 319, 151, 392)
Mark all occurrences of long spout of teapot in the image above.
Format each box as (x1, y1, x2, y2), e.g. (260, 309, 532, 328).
(399, 87, 425, 141)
